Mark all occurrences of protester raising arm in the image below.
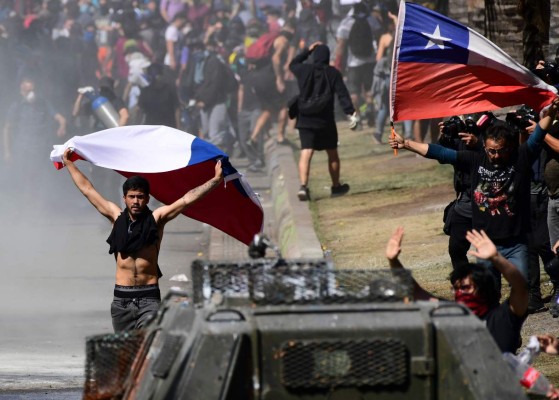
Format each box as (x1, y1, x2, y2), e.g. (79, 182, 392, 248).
(288, 41, 320, 72)
(466, 229, 529, 317)
(389, 97, 558, 163)
(389, 130, 458, 164)
(385, 226, 438, 301)
(62, 148, 121, 223)
(153, 159, 223, 223)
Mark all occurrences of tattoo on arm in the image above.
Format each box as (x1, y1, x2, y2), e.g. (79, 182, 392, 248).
(183, 178, 220, 206)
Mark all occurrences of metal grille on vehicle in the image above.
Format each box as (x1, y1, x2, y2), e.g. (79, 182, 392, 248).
(191, 259, 413, 306)
(83, 330, 146, 400)
(280, 339, 409, 389)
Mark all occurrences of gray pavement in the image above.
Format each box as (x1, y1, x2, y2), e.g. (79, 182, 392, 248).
(0, 139, 322, 396)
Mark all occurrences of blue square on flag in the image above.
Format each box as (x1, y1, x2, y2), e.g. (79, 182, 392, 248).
(399, 2, 469, 64)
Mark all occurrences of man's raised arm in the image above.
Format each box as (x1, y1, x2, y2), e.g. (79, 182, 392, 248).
(155, 159, 224, 223)
(389, 131, 430, 156)
(386, 227, 436, 301)
(63, 148, 121, 222)
(389, 130, 458, 165)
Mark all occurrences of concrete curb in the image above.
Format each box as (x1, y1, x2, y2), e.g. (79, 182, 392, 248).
(266, 141, 324, 259)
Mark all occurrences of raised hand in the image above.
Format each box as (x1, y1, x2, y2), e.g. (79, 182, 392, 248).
(386, 226, 404, 262)
(466, 229, 497, 261)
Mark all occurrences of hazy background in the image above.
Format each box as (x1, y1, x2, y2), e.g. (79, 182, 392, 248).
(0, 27, 117, 389)
(0, 150, 117, 390)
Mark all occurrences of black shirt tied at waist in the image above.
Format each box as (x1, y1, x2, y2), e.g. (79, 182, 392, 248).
(107, 208, 163, 278)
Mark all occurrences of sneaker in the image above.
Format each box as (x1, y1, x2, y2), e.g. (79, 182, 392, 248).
(331, 183, 350, 197)
(372, 132, 382, 144)
(298, 185, 310, 201)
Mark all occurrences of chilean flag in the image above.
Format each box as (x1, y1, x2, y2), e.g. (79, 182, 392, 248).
(50, 125, 263, 245)
(390, 2, 557, 122)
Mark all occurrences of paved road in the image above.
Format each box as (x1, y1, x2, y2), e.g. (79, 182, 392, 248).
(0, 167, 210, 396)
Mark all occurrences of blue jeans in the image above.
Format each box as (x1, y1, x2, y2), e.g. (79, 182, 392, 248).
(476, 239, 529, 292)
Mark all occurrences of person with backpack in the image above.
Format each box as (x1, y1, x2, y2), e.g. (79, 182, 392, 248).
(245, 19, 296, 149)
(333, 1, 381, 123)
(289, 42, 358, 201)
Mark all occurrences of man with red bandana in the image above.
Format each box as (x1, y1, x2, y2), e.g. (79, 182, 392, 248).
(386, 227, 528, 354)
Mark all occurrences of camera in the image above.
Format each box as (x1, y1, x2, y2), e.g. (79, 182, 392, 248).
(440, 116, 480, 147)
(506, 105, 538, 131)
(463, 115, 478, 136)
(533, 60, 559, 85)
(441, 116, 466, 141)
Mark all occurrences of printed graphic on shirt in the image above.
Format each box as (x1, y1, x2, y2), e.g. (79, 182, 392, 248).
(473, 165, 515, 216)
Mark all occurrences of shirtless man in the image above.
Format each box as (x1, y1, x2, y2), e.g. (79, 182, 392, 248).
(62, 148, 223, 332)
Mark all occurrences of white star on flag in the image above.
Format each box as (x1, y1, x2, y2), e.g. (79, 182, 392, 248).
(422, 25, 452, 49)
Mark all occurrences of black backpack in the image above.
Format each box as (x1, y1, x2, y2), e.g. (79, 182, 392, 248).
(298, 67, 332, 115)
(348, 15, 373, 59)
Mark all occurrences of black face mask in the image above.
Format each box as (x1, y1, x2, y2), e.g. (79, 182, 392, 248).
(100, 4, 109, 15)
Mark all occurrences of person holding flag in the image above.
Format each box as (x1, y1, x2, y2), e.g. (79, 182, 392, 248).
(389, 2, 557, 123)
(61, 147, 223, 332)
(385, 2, 559, 290)
(389, 99, 559, 291)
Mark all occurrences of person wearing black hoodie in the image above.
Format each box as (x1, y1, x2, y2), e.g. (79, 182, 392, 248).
(289, 42, 358, 201)
(138, 63, 180, 128)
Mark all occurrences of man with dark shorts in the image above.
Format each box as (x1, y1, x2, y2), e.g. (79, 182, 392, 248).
(289, 42, 357, 201)
(62, 148, 223, 332)
(246, 19, 296, 149)
(333, 2, 380, 118)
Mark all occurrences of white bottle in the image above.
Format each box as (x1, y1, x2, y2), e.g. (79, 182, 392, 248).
(517, 335, 540, 365)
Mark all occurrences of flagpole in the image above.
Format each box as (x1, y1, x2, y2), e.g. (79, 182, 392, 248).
(390, 121, 398, 156)
(388, 2, 405, 157)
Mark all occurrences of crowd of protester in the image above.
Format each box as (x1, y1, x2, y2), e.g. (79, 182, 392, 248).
(0, 0, 410, 174)
(4, 0, 559, 394)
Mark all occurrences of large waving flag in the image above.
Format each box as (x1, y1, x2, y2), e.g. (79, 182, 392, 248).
(50, 125, 263, 245)
(390, 2, 557, 122)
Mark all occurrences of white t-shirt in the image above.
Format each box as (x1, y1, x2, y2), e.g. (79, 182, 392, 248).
(164, 24, 180, 66)
(336, 13, 377, 67)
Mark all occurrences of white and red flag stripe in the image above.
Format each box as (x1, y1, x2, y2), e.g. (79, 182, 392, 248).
(50, 125, 263, 245)
(390, 2, 557, 121)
